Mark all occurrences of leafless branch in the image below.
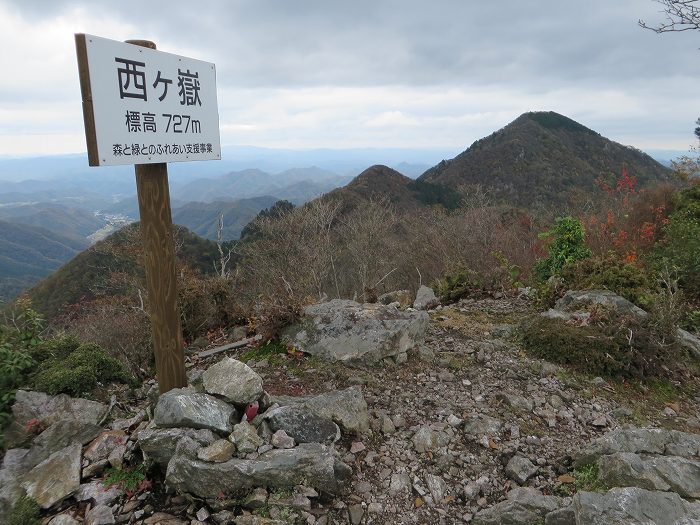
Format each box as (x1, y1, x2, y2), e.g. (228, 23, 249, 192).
(639, 0, 700, 33)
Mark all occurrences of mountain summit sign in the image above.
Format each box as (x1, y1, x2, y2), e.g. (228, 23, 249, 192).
(76, 34, 220, 166)
(76, 35, 221, 393)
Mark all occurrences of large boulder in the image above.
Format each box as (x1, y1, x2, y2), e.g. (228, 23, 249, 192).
(154, 389, 238, 435)
(202, 358, 264, 405)
(573, 487, 700, 524)
(552, 290, 648, 321)
(598, 452, 700, 499)
(138, 427, 218, 468)
(472, 487, 564, 525)
(21, 443, 82, 509)
(413, 285, 437, 310)
(282, 299, 428, 364)
(265, 406, 340, 444)
(4, 390, 107, 448)
(574, 427, 700, 467)
(271, 386, 369, 434)
(166, 440, 352, 497)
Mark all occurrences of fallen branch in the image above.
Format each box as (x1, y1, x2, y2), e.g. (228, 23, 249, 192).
(197, 334, 263, 358)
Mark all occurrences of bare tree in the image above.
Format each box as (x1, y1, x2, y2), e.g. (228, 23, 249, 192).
(639, 0, 700, 33)
(214, 212, 232, 277)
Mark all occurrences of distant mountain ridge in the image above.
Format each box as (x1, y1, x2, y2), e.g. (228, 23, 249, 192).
(0, 220, 88, 304)
(419, 111, 675, 210)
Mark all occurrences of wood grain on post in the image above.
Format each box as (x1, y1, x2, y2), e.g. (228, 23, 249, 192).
(129, 40, 187, 393)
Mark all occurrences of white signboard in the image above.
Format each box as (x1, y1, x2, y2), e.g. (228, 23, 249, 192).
(76, 34, 221, 166)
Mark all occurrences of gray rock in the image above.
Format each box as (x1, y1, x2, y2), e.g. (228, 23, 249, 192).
(472, 487, 563, 525)
(265, 406, 340, 444)
(282, 299, 428, 364)
(348, 503, 364, 525)
(554, 290, 649, 320)
(84, 430, 128, 463)
(506, 455, 538, 485)
(49, 515, 81, 525)
(574, 487, 700, 524)
(389, 473, 411, 495)
(166, 442, 352, 497)
(413, 285, 437, 310)
(137, 427, 217, 467)
(0, 448, 30, 519)
(154, 388, 237, 434)
(230, 421, 264, 453)
(26, 420, 102, 469)
(464, 414, 503, 438)
(75, 480, 122, 506)
(545, 506, 576, 525)
(198, 439, 235, 462)
(243, 487, 269, 509)
(497, 393, 534, 412)
(84, 504, 115, 525)
(5, 390, 107, 448)
(425, 473, 447, 502)
(677, 328, 700, 359)
(412, 426, 439, 453)
(271, 429, 295, 449)
(21, 443, 81, 509)
(202, 358, 264, 405)
(598, 452, 700, 499)
(272, 386, 369, 434)
(574, 427, 700, 467)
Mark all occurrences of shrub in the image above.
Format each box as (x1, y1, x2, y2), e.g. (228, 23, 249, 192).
(558, 254, 654, 308)
(31, 337, 134, 397)
(8, 496, 41, 525)
(655, 187, 700, 299)
(535, 216, 592, 281)
(520, 314, 687, 380)
(433, 268, 484, 303)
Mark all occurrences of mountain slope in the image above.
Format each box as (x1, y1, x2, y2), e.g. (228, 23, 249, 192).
(322, 164, 461, 212)
(0, 204, 105, 242)
(0, 220, 89, 303)
(25, 223, 220, 321)
(419, 111, 675, 210)
(172, 196, 279, 240)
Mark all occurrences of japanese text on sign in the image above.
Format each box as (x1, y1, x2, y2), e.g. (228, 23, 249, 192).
(76, 34, 220, 166)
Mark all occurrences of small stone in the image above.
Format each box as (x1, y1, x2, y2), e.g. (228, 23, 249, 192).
(350, 441, 366, 454)
(380, 414, 396, 434)
(271, 429, 295, 449)
(447, 414, 463, 427)
(84, 504, 115, 525)
(243, 487, 269, 509)
(424, 473, 447, 502)
(367, 502, 383, 514)
(196, 507, 210, 521)
(230, 421, 264, 454)
(198, 439, 235, 462)
(505, 455, 538, 485)
(591, 415, 608, 427)
(412, 426, 439, 453)
(348, 504, 364, 525)
(389, 473, 411, 495)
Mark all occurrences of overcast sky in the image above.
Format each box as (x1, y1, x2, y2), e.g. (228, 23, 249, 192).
(1, 0, 698, 158)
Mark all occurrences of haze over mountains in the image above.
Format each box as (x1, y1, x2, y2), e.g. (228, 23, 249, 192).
(0, 111, 677, 305)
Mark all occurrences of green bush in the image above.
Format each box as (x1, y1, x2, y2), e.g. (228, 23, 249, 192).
(535, 216, 592, 281)
(520, 314, 686, 380)
(8, 496, 41, 525)
(31, 337, 134, 397)
(655, 187, 700, 299)
(559, 254, 654, 308)
(433, 268, 483, 303)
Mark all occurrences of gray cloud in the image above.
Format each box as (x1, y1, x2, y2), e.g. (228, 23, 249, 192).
(1, 0, 699, 154)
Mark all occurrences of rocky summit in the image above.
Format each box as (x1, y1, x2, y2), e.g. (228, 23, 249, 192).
(1, 290, 700, 524)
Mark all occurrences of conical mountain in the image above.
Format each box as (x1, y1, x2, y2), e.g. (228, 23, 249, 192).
(419, 111, 674, 209)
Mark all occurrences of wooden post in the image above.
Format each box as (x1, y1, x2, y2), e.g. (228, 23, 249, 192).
(128, 39, 187, 393)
